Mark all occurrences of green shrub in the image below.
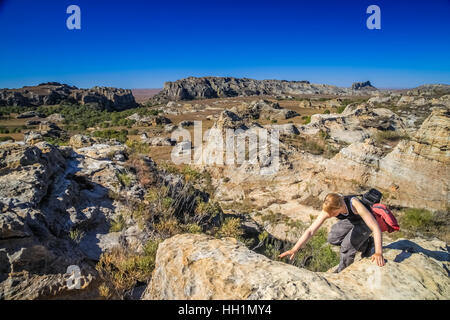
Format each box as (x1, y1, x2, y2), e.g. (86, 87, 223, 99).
(396, 208, 449, 242)
(336, 106, 346, 114)
(110, 214, 126, 232)
(293, 229, 339, 272)
(181, 166, 202, 183)
(93, 129, 128, 143)
(0, 136, 14, 142)
(155, 217, 181, 237)
(301, 115, 311, 124)
(161, 197, 174, 210)
(195, 198, 222, 219)
(323, 109, 331, 114)
(117, 172, 132, 188)
(260, 229, 339, 272)
(43, 136, 69, 146)
(216, 218, 244, 240)
(125, 140, 150, 154)
(401, 208, 433, 230)
(182, 223, 203, 234)
(69, 228, 85, 243)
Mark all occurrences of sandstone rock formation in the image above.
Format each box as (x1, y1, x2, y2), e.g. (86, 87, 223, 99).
(152, 77, 378, 102)
(143, 233, 450, 300)
(203, 102, 448, 224)
(0, 83, 138, 111)
(0, 135, 223, 299)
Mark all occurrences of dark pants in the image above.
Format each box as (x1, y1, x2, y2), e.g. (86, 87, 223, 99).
(327, 219, 373, 273)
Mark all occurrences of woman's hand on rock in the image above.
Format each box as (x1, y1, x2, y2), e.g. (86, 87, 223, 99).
(279, 249, 297, 261)
(371, 253, 385, 267)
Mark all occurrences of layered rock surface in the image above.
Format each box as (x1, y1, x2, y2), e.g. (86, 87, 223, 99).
(0, 139, 167, 299)
(143, 233, 450, 300)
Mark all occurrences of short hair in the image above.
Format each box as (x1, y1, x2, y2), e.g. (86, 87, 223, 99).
(322, 193, 344, 213)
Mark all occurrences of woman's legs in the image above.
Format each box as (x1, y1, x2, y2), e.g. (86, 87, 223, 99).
(328, 220, 372, 272)
(327, 219, 354, 246)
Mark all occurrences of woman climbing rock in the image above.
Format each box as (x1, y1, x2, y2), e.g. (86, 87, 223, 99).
(279, 193, 385, 272)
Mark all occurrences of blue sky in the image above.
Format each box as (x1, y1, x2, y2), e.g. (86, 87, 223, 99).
(0, 0, 449, 89)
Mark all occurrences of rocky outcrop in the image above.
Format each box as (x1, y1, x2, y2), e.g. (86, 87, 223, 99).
(231, 99, 299, 121)
(407, 84, 450, 97)
(299, 103, 407, 144)
(126, 113, 171, 126)
(0, 134, 223, 299)
(0, 140, 147, 299)
(0, 83, 138, 111)
(140, 134, 175, 146)
(152, 77, 378, 102)
(143, 233, 450, 300)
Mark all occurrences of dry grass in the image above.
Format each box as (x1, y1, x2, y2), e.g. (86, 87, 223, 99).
(96, 240, 160, 299)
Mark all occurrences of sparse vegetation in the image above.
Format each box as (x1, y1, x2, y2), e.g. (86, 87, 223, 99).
(283, 133, 339, 158)
(96, 239, 160, 299)
(395, 208, 449, 242)
(195, 198, 222, 219)
(336, 106, 346, 114)
(110, 214, 126, 232)
(0, 136, 14, 142)
(93, 129, 129, 143)
(0, 126, 22, 134)
(155, 217, 182, 237)
(301, 115, 311, 124)
(216, 217, 244, 240)
(125, 140, 151, 155)
(116, 172, 132, 188)
(69, 228, 85, 243)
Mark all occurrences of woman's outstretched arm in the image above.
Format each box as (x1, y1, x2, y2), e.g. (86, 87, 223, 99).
(351, 198, 385, 267)
(278, 210, 330, 260)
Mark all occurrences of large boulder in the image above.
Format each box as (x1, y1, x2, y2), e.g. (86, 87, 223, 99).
(143, 233, 450, 300)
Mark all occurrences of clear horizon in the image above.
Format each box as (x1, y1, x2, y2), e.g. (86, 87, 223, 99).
(0, 0, 449, 89)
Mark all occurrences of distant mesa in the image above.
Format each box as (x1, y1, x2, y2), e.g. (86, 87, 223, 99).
(0, 82, 138, 111)
(152, 76, 379, 103)
(38, 82, 65, 86)
(352, 81, 377, 91)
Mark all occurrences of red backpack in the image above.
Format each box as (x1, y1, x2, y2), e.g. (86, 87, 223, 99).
(370, 203, 400, 233)
(359, 189, 400, 233)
